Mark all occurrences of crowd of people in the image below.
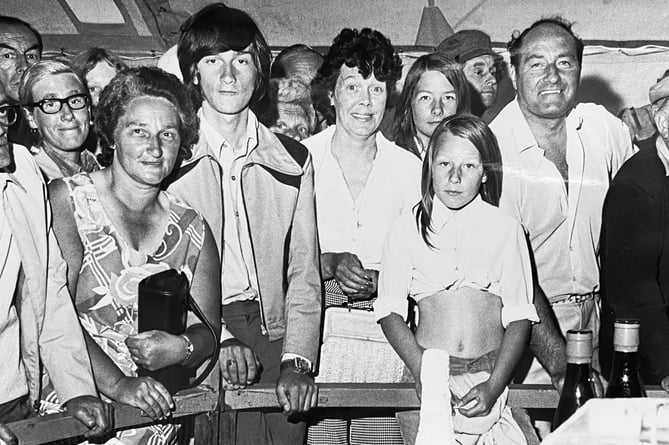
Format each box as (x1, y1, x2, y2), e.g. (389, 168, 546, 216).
(0, 2, 666, 444)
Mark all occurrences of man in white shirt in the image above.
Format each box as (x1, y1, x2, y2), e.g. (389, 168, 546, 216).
(0, 82, 109, 442)
(166, 4, 321, 444)
(490, 17, 635, 390)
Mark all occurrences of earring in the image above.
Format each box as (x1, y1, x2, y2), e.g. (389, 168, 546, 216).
(30, 128, 38, 134)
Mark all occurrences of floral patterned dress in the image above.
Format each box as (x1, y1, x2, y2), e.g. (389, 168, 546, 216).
(40, 173, 205, 445)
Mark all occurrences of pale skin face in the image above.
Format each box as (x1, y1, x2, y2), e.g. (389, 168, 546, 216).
(0, 24, 40, 102)
(431, 131, 486, 210)
(25, 73, 90, 154)
(270, 102, 311, 141)
(195, 47, 257, 116)
(330, 64, 387, 139)
(463, 54, 497, 109)
(411, 70, 458, 150)
(86, 61, 117, 107)
(111, 96, 181, 187)
(511, 23, 581, 121)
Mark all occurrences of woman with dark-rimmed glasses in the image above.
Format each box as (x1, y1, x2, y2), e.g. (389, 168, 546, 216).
(19, 59, 99, 180)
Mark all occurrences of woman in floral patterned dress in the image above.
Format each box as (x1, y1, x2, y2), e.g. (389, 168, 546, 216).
(45, 67, 221, 444)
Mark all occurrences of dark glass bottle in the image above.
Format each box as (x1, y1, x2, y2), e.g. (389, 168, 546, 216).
(605, 319, 646, 398)
(552, 330, 597, 430)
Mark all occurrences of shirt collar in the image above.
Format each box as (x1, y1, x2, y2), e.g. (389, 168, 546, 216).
(199, 106, 259, 157)
(508, 99, 582, 153)
(656, 136, 669, 176)
(0, 171, 26, 193)
(431, 194, 483, 230)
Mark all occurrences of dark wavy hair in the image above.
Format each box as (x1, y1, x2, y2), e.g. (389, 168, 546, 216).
(508, 17, 584, 70)
(95, 66, 198, 168)
(311, 28, 403, 125)
(416, 114, 502, 247)
(177, 3, 270, 110)
(392, 53, 471, 158)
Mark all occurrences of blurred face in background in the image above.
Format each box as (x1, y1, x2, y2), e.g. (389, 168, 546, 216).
(271, 102, 312, 141)
(86, 61, 118, 107)
(463, 54, 497, 109)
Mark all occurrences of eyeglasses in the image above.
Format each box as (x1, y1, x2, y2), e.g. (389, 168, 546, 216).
(0, 105, 19, 127)
(24, 93, 90, 115)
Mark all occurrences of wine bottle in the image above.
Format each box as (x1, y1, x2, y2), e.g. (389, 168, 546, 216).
(605, 319, 646, 398)
(552, 330, 596, 430)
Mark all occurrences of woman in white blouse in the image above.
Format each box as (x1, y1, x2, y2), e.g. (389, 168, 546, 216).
(376, 114, 538, 444)
(302, 27, 421, 445)
(304, 28, 421, 308)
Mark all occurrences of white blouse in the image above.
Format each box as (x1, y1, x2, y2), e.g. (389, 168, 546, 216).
(375, 195, 539, 328)
(303, 126, 421, 270)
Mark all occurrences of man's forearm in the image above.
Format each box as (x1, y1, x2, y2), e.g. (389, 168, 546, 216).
(530, 284, 566, 379)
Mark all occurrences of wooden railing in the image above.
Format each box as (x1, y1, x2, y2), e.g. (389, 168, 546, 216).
(9, 384, 669, 444)
(6, 387, 217, 445)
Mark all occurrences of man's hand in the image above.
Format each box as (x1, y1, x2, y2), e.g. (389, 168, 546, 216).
(332, 253, 375, 299)
(275, 368, 318, 416)
(62, 395, 112, 439)
(113, 376, 174, 420)
(0, 423, 16, 445)
(125, 330, 185, 371)
(220, 338, 261, 389)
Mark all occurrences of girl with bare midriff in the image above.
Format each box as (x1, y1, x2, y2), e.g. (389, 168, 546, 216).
(375, 114, 539, 444)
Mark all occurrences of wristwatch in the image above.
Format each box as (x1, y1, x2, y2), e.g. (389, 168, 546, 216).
(280, 357, 313, 376)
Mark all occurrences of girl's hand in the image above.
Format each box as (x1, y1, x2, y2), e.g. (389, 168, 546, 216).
(125, 330, 186, 370)
(455, 380, 503, 418)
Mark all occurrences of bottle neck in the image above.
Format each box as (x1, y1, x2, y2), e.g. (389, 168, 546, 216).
(564, 362, 592, 381)
(611, 350, 639, 366)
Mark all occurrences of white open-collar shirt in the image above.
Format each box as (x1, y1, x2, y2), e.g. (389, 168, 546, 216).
(490, 100, 635, 303)
(303, 126, 422, 271)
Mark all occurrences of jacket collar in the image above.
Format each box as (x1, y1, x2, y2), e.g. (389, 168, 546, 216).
(183, 108, 303, 176)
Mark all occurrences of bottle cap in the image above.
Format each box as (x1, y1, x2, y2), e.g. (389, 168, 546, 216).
(566, 329, 593, 363)
(613, 319, 640, 352)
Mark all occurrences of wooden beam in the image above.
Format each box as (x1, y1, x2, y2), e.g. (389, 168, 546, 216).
(224, 383, 669, 411)
(224, 383, 560, 410)
(7, 386, 218, 445)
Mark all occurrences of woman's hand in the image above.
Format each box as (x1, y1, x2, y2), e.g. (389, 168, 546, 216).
(455, 379, 503, 418)
(113, 376, 174, 420)
(331, 253, 376, 299)
(125, 330, 186, 371)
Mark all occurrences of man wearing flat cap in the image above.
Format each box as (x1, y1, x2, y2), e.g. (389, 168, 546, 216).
(437, 29, 505, 117)
(600, 70, 669, 393)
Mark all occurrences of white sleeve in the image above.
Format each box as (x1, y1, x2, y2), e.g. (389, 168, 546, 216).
(500, 222, 539, 328)
(375, 216, 413, 322)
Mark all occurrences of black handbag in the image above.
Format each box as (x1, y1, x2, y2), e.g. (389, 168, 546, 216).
(137, 269, 219, 394)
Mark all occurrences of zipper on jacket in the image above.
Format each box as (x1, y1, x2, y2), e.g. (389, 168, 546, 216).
(239, 162, 269, 336)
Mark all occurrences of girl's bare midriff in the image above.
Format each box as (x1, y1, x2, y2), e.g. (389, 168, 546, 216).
(416, 286, 503, 359)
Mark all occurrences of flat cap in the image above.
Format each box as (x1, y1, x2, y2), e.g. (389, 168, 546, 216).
(436, 30, 495, 63)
